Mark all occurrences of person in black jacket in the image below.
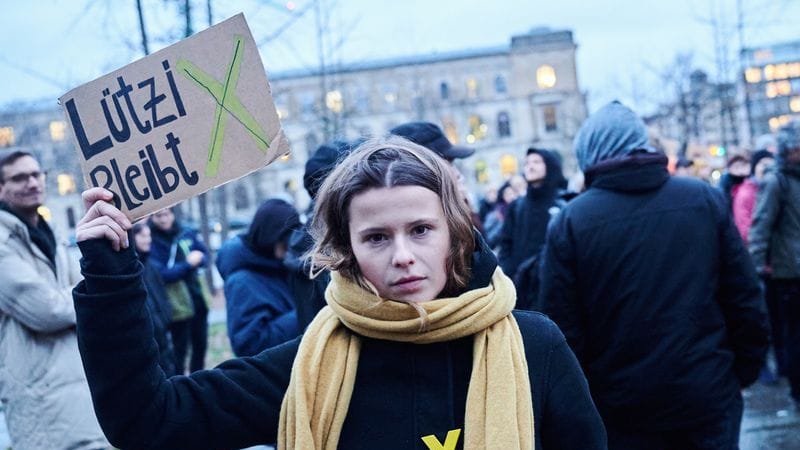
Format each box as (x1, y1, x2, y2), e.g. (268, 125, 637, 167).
(538, 101, 769, 449)
(497, 147, 567, 280)
(73, 136, 606, 450)
(216, 198, 301, 356)
(132, 221, 177, 376)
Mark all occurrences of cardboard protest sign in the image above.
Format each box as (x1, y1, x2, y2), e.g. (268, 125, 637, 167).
(59, 13, 288, 221)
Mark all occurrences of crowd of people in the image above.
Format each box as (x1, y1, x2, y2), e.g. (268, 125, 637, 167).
(0, 103, 798, 449)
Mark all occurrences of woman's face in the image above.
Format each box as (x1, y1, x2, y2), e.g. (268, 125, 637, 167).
(348, 185, 451, 303)
(150, 208, 175, 231)
(134, 225, 152, 253)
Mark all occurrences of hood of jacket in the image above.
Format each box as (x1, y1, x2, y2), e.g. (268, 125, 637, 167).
(525, 148, 568, 200)
(574, 101, 657, 172)
(216, 235, 286, 280)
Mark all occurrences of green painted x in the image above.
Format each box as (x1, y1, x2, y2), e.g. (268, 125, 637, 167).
(176, 35, 270, 177)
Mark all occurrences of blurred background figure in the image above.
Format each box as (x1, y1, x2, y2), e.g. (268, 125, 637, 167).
(285, 140, 357, 331)
(477, 185, 498, 224)
(482, 181, 517, 249)
(148, 207, 212, 374)
(216, 198, 301, 356)
(748, 122, 800, 408)
(497, 148, 567, 282)
(732, 149, 779, 385)
(718, 154, 751, 209)
(132, 220, 177, 376)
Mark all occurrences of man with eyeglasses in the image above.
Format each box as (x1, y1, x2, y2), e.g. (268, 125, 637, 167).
(0, 151, 109, 450)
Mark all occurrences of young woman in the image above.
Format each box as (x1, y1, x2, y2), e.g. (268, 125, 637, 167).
(73, 137, 606, 449)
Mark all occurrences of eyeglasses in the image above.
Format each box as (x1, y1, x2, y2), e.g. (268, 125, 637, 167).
(4, 170, 47, 184)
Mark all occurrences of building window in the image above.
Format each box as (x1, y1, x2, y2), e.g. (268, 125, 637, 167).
(466, 78, 479, 99)
(300, 93, 315, 118)
(790, 96, 800, 113)
(499, 154, 518, 177)
(57, 174, 76, 195)
(382, 84, 397, 111)
(467, 115, 487, 143)
(440, 82, 450, 100)
(325, 90, 344, 113)
(543, 105, 558, 132)
(766, 81, 791, 98)
(49, 121, 66, 141)
(0, 127, 14, 147)
(745, 67, 762, 84)
(497, 112, 511, 137)
(66, 207, 76, 229)
(536, 65, 557, 89)
(494, 75, 507, 94)
(442, 117, 458, 144)
(355, 88, 370, 113)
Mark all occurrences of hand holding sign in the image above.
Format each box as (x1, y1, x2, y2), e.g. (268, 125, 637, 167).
(76, 187, 133, 252)
(60, 14, 289, 222)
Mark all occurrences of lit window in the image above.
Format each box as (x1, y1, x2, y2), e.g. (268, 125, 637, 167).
(382, 84, 397, 111)
(536, 65, 557, 89)
(499, 154, 518, 177)
(543, 105, 558, 131)
(766, 83, 778, 98)
(325, 90, 343, 113)
(777, 81, 792, 96)
(0, 127, 14, 147)
(49, 121, 66, 141)
(37, 206, 52, 222)
(494, 75, 507, 94)
(745, 67, 762, 83)
(56, 174, 76, 195)
(789, 62, 800, 78)
(442, 118, 458, 144)
(497, 112, 511, 137)
(764, 64, 776, 81)
(466, 78, 479, 99)
(775, 63, 788, 80)
(474, 159, 489, 184)
(468, 115, 487, 141)
(791, 97, 800, 113)
(440, 82, 450, 100)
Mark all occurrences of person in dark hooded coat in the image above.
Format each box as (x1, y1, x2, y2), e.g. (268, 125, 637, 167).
(285, 140, 359, 330)
(538, 101, 769, 449)
(496, 147, 567, 284)
(216, 198, 301, 356)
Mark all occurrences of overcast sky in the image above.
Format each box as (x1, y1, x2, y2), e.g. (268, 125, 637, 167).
(2, 0, 799, 113)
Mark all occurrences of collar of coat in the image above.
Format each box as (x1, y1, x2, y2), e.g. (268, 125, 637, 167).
(584, 152, 669, 192)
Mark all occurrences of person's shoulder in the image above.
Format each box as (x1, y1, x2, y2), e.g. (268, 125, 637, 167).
(512, 310, 563, 344)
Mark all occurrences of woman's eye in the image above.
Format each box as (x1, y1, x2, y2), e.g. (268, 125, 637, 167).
(365, 234, 386, 244)
(412, 225, 431, 236)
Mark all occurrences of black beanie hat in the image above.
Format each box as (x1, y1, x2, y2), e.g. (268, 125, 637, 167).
(243, 199, 300, 257)
(303, 140, 360, 199)
(750, 149, 774, 176)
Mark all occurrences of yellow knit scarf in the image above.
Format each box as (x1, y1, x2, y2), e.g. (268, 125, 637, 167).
(278, 267, 533, 449)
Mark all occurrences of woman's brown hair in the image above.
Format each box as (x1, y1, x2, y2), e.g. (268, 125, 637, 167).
(308, 136, 475, 298)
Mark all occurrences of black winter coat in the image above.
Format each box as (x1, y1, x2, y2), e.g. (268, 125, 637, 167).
(73, 236, 607, 450)
(538, 153, 769, 431)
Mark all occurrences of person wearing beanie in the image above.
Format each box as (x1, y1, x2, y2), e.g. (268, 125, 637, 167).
(216, 198, 301, 356)
(286, 140, 360, 330)
(718, 154, 751, 209)
(733, 150, 775, 245)
(749, 121, 800, 407)
(539, 101, 768, 448)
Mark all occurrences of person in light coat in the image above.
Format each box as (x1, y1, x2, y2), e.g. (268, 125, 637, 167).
(0, 150, 108, 450)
